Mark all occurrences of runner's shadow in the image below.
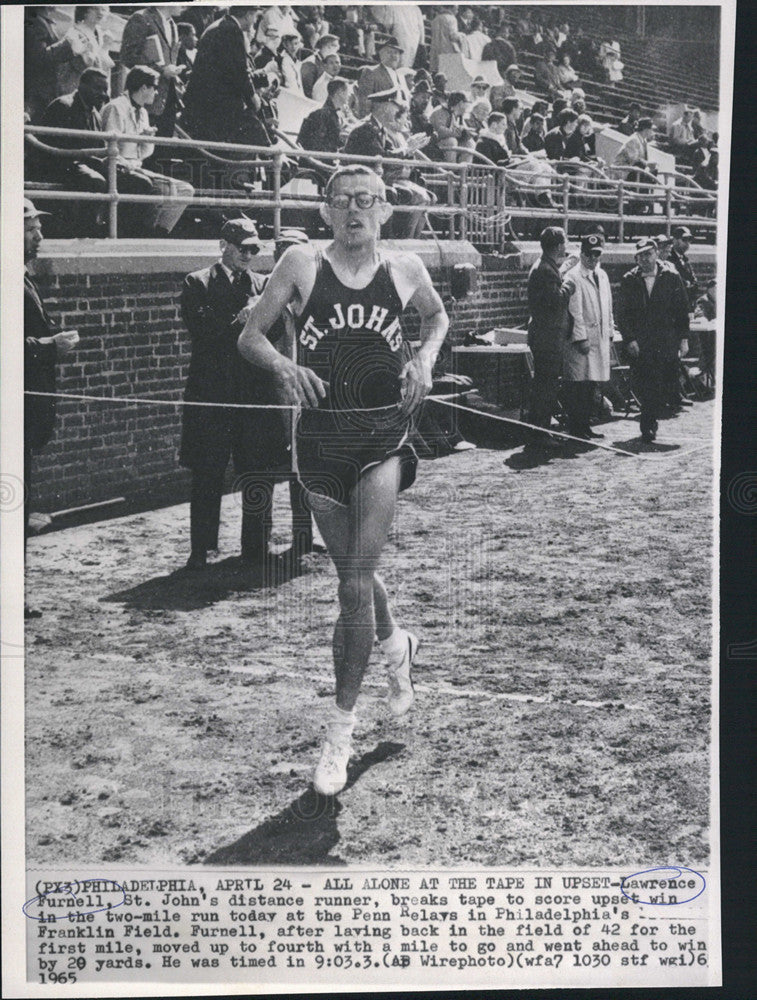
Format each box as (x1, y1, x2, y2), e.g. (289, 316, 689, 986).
(102, 553, 305, 612)
(614, 437, 681, 455)
(202, 741, 405, 866)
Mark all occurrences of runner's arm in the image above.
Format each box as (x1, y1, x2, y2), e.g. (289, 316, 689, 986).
(400, 254, 449, 415)
(238, 249, 325, 408)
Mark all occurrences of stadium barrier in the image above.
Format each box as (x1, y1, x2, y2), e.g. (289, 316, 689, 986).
(25, 124, 717, 249)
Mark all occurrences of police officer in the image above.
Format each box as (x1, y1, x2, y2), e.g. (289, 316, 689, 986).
(669, 225, 698, 308)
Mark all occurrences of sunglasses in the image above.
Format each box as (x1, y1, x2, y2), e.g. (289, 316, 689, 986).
(231, 243, 260, 255)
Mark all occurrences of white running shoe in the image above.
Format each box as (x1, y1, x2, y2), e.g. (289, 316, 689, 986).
(453, 440, 477, 451)
(387, 631, 419, 717)
(313, 737, 352, 796)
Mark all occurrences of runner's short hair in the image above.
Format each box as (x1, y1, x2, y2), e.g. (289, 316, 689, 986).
(324, 165, 386, 200)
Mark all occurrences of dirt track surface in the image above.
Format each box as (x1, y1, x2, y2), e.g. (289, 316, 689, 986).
(25, 402, 715, 869)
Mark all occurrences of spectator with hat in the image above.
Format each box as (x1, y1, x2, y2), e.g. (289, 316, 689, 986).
(356, 36, 409, 118)
(562, 235, 615, 440)
(670, 226, 699, 307)
(300, 33, 340, 99)
(24, 198, 79, 617)
(654, 234, 674, 263)
(470, 76, 490, 102)
(343, 88, 432, 239)
(617, 238, 690, 442)
(180, 216, 288, 573)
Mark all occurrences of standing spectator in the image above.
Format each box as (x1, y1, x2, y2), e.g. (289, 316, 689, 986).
(430, 5, 463, 74)
(24, 6, 77, 120)
(120, 5, 185, 137)
(615, 117, 657, 191)
(56, 6, 116, 97)
(180, 218, 283, 572)
(300, 34, 340, 99)
(311, 53, 342, 105)
(469, 76, 490, 102)
(343, 89, 432, 239)
(600, 40, 624, 83)
(356, 37, 409, 118)
(690, 109, 707, 140)
(618, 101, 642, 136)
(255, 6, 298, 46)
(562, 235, 614, 440)
(279, 34, 304, 93)
(429, 91, 471, 162)
(474, 111, 511, 166)
(521, 112, 546, 153)
(462, 17, 491, 62)
(481, 25, 517, 76)
(181, 7, 259, 143)
(254, 27, 284, 72)
(298, 77, 351, 156)
(467, 99, 492, 138)
(572, 27, 602, 79)
(372, 4, 425, 69)
(669, 226, 699, 307)
(694, 145, 718, 192)
(525, 226, 576, 451)
(24, 199, 79, 616)
(101, 66, 194, 236)
(176, 22, 198, 80)
(534, 47, 563, 100)
(617, 238, 690, 442)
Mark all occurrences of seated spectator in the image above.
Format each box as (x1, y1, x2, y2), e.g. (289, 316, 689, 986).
(343, 88, 432, 239)
(462, 17, 491, 62)
(250, 71, 281, 143)
(555, 52, 579, 89)
(56, 6, 116, 97)
(570, 88, 587, 116)
(467, 99, 492, 137)
(615, 116, 656, 173)
(311, 52, 342, 104)
(469, 76, 490, 103)
(482, 26, 517, 77)
(430, 6, 463, 74)
(534, 47, 563, 100)
(599, 40, 624, 83)
(101, 66, 194, 236)
(429, 91, 472, 162)
(278, 33, 303, 93)
(547, 98, 568, 131)
(474, 111, 511, 166)
(356, 36, 409, 118)
(544, 108, 579, 167)
(693, 145, 718, 191)
(300, 34, 340, 99)
(177, 22, 198, 80)
(502, 98, 527, 156)
(694, 279, 716, 320)
(431, 73, 449, 108)
(691, 109, 707, 141)
(409, 84, 435, 137)
(670, 106, 697, 161)
(564, 114, 598, 162)
(500, 65, 523, 100)
(619, 102, 642, 136)
(521, 112, 546, 152)
(457, 7, 474, 34)
(254, 26, 283, 71)
(120, 5, 186, 138)
(297, 77, 351, 182)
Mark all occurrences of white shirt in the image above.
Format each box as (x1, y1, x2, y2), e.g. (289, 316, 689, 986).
(101, 95, 154, 166)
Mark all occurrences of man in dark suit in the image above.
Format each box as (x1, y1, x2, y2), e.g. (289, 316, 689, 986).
(29, 69, 110, 236)
(544, 108, 579, 168)
(526, 226, 576, 450)
(24, 6, 76, 121)
(669, 225, 699, 308)
(24, 199, 78, 616)
(617, 238, 690, 443)
(180, 6, 260, 144)
(120, 5, 186, 137)
(180, 218, 291, 573)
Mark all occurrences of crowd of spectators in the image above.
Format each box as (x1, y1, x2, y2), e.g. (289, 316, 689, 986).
(24, 4, 719, 240)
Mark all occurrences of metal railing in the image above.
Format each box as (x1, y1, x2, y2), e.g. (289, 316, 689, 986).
(25, 124, 717, 246)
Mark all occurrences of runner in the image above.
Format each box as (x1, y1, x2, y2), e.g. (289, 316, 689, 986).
(238, 165, 448, 795)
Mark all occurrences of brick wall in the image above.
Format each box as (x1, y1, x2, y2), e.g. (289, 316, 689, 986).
(28, 241, 715, 521)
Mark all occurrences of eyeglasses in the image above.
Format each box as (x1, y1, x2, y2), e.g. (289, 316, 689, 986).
(327, 192, 386, 210)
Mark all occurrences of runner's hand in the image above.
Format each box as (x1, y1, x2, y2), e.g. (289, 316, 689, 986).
(273, 361, 326, 409)
(400, 354, 433, 416)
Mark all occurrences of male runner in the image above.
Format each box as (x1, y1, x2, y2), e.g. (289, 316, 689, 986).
(238, 165, 448, 795)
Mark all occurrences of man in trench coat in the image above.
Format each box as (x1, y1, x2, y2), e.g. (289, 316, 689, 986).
(562, 234, 615, 439)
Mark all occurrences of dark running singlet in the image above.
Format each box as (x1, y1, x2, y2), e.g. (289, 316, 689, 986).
(294, 251, 418, 505)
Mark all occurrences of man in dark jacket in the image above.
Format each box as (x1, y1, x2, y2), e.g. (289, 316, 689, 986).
(180, 217, 286, 571)
(617, 238, 690, 442)
(181, 7, 260, 143)
(24, 6, 76, 121)
(544, 108, 579, 168)
(526, 226, 576, 449)
(24, 199, 78, 615)
(669, 225, 699, 308)
(297, 77, 350, 156)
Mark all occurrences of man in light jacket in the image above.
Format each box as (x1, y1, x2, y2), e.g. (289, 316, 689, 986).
(562, 234, 614, 440)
